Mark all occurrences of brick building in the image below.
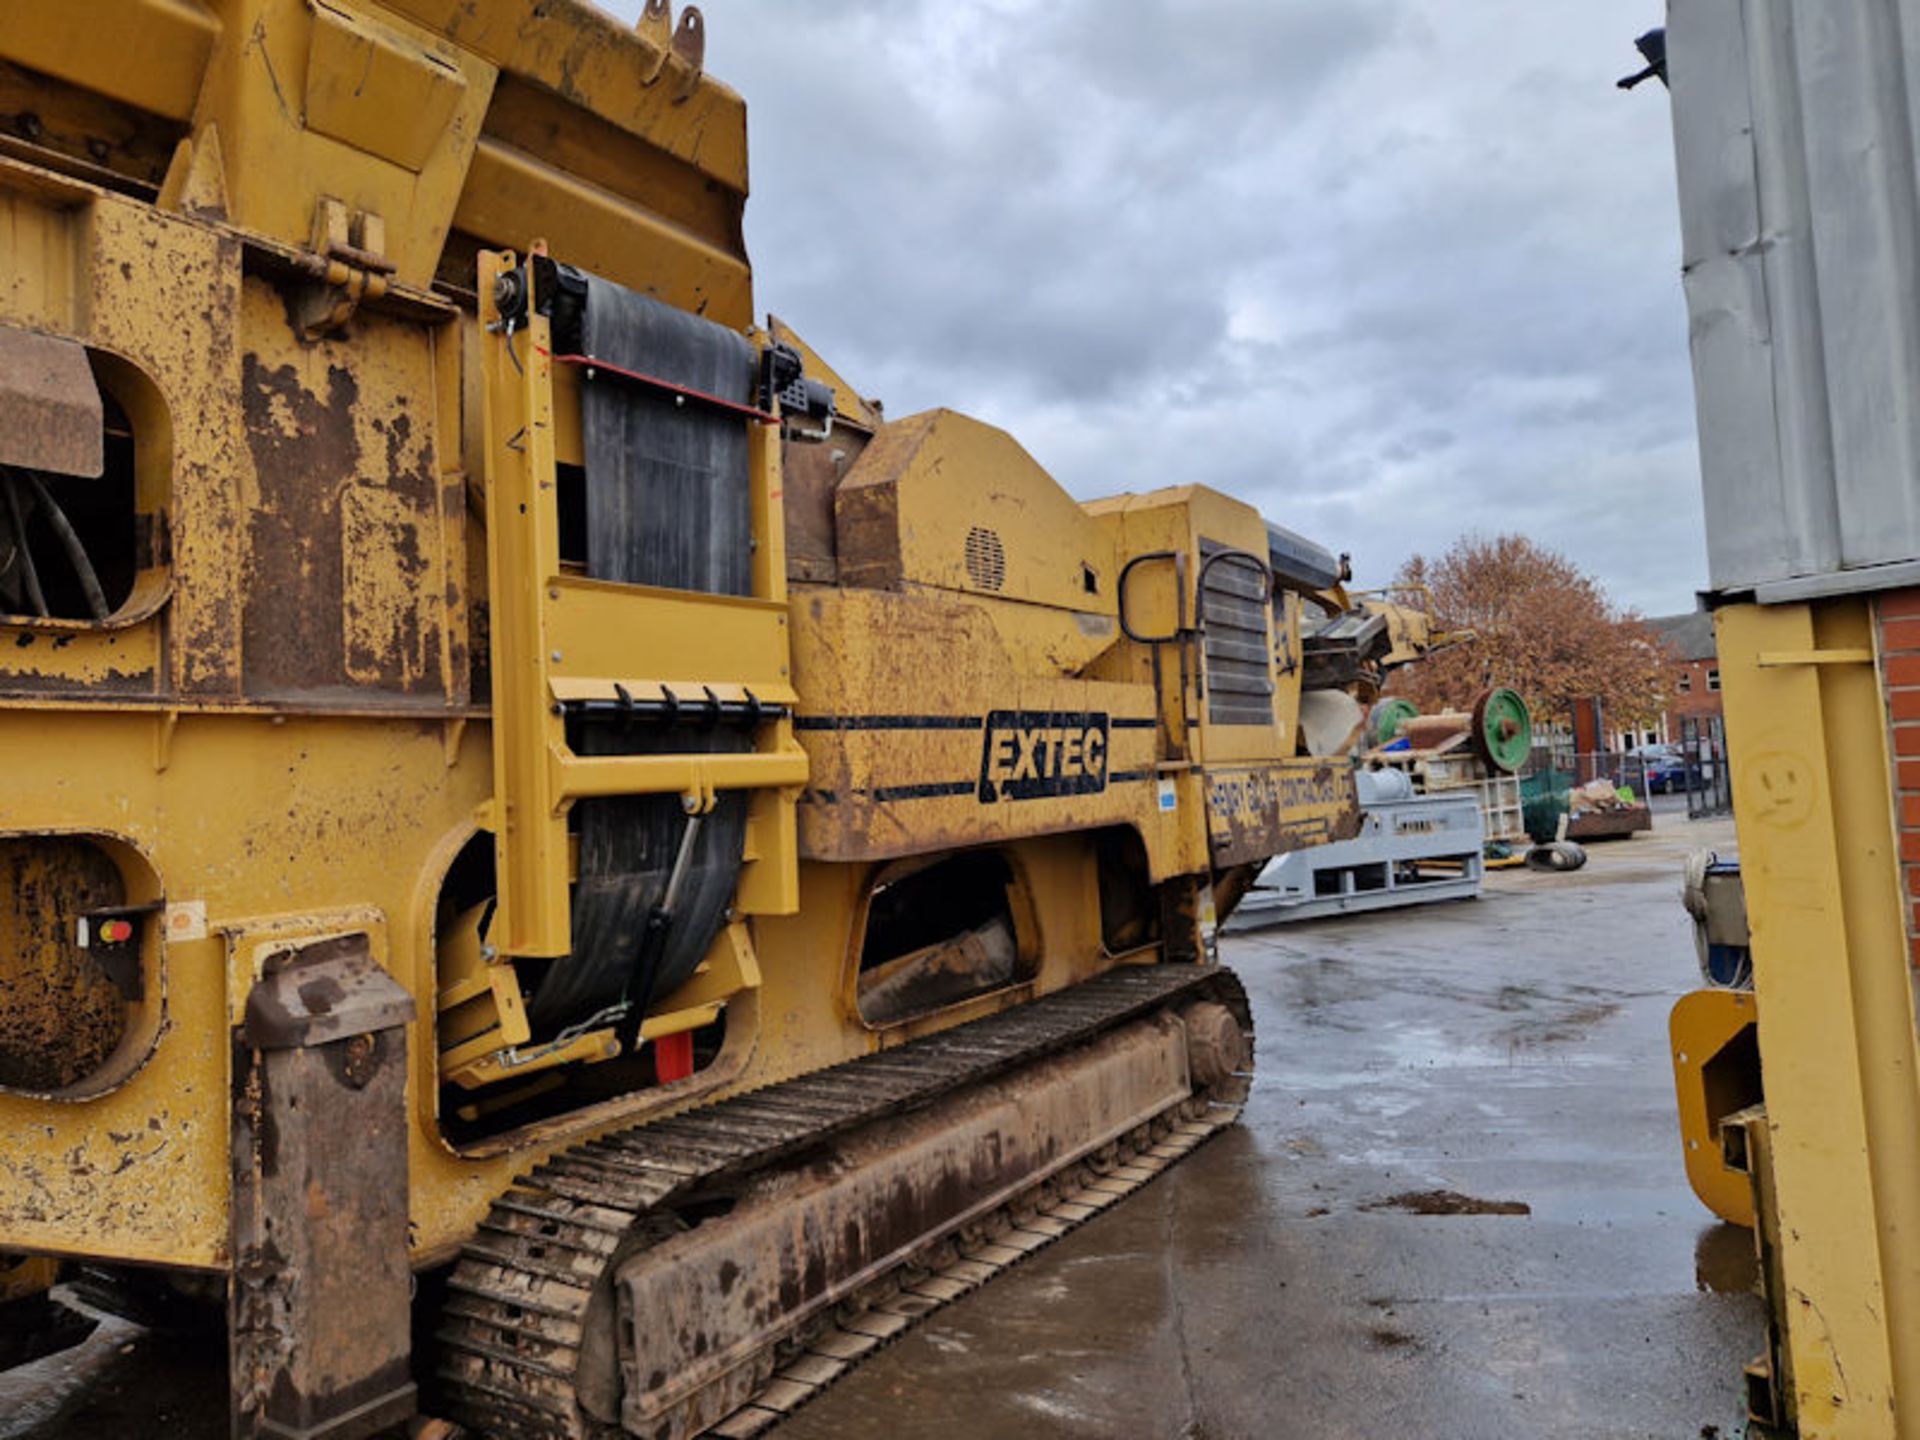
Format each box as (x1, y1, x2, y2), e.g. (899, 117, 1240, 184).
(1639, 610, 1723, 751)
(1880, 592, 1920, 964)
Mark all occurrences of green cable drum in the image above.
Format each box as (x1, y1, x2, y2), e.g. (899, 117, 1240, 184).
(1471, 686, 1532, 774)
(1369, 697, 1420, 747)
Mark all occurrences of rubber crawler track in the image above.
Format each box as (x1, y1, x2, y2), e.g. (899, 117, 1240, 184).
(437, 963, 1253, 1439)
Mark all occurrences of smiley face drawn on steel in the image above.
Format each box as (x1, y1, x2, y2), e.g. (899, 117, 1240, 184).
(1744, 748, 1815, 828)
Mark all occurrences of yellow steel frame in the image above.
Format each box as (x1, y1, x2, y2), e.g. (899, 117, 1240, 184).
(476, 247, 803, 962)
(1718, 599, 1920, 1437)
(1669, 986, 1758, 1229)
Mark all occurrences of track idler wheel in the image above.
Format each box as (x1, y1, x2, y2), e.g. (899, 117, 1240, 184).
(1180, 1001, 1248, 1089)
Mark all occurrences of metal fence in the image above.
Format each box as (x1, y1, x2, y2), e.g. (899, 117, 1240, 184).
(1524, 745, 1661, 796)
(1521, 730, 1732, 821)
(1681, 715, 1733, 819)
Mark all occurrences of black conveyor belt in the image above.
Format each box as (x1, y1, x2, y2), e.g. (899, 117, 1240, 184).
(526, 272, 756, 1035)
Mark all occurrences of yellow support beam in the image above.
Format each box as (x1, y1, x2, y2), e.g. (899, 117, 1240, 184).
(479, 248, 572, 959)
(551, 749, 809, 805)
(1719, 599, 1920, 1437)
(3, 0, 219, 122)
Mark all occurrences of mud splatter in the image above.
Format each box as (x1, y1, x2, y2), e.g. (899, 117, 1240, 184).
(1359, 1189, 1531, 1217)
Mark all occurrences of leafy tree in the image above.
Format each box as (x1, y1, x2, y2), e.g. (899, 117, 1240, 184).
(1385, 533, 1670, 724)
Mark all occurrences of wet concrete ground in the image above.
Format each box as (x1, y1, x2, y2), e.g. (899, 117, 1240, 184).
(777, 801, 1761, 1440)
(4, 801, 1759, 1439)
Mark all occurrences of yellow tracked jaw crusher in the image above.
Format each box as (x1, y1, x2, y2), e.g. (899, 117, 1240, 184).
(0, 3, 1430, 1435)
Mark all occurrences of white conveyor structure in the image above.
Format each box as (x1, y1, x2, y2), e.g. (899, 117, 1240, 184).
(1226, 769, 1484, 927)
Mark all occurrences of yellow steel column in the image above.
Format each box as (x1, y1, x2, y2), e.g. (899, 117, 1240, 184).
(478, 249, 572, 959)
(1719, 598, 1920, 1437)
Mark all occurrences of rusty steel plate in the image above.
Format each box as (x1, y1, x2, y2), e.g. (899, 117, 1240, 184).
(0, 326, 102, 479)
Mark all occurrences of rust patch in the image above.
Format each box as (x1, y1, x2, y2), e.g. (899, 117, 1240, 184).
(0, 663, 159, 696)
(833, 480, 902, 590)
(227, 944, 419, 1423)
(240, 354, 359, 692)
(242, 934, 414, 1051)
(781, 428, 866, 584)
(296, 976, 344, 1015)
(0, 837, 127, 1091)
(340, 481, 431, 684)
(240, 351, 444, 698)
(832, 415, 937, 590)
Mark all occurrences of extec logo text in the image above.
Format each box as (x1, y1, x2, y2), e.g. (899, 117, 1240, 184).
(978, 711, 1109, 802)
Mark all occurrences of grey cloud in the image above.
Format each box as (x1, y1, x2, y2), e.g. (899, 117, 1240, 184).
(1042, 0, 1405, 129)
(599, 1, 1702, 612)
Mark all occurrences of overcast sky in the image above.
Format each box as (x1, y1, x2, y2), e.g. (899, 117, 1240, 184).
(607, 2, 1699, 616)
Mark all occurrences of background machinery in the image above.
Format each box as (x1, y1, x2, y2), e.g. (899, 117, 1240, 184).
(1654, 3, 1920, 1435)
(1361, 688, 1533, 850)
(1226, 686, 1535, 927)
(1225, 766, 1485, 927)
(0, 3, 1439, 1436)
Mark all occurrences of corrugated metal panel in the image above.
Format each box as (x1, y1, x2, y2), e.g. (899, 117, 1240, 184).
(1669, 0, 1920, 598)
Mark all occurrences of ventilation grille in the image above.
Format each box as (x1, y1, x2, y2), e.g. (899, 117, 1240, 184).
(965, 526, 1006, 590)
(1199, 538, 1275, 727)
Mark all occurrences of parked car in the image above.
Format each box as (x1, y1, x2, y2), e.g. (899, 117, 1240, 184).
(1617, 743, 1701, 795)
